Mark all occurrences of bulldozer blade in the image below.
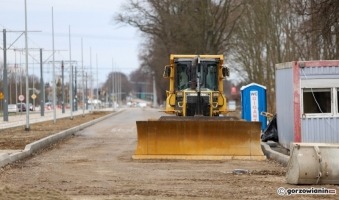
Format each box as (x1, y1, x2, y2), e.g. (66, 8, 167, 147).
(133, 120, 266, 160)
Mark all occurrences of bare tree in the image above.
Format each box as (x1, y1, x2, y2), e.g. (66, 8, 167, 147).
(116, 0, 244, 103)
(102, 72, 132, 102)
(294, 0, 339, 59)
(117, 0, 243, 54)
(116, 0, 339, 112)
(230, 0, 302, 112)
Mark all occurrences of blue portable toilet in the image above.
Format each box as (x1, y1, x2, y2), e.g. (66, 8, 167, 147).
(240, 83, 267, 131)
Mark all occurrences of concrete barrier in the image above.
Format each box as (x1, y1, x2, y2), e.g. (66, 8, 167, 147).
(286, 143, 339, 184)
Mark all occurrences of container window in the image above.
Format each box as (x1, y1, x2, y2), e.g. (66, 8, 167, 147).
(303, 88, 331, 113)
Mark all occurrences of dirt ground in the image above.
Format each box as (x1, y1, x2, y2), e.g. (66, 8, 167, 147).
(0, 111, 112, 150)
(0, 108, 338, 199)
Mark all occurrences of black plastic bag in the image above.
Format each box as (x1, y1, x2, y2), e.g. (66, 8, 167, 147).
(261, 114, 278, 142)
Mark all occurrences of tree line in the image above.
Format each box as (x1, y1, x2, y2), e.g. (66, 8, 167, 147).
(116, 0, 339, 112)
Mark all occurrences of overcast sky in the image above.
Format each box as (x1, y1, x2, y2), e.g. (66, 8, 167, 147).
(0, 0, 141, 85)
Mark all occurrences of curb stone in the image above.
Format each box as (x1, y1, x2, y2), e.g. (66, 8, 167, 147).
(261, 142, 289, 166)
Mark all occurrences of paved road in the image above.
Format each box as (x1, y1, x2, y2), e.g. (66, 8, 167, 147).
(0, 107, 326, 200)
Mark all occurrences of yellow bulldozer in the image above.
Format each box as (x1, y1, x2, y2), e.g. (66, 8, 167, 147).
(133, 54, 265, 160)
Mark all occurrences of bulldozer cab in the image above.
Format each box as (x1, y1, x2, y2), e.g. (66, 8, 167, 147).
(174, 58, 219, 91)
(167, 56, 226, 116)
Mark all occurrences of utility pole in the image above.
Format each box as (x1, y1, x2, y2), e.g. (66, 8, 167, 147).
(89, 47, 92, 112)
(40, 48, 44, 116)
(52, 6, 56, 124)
(81, 38, 85, 115)
(24, 0, 30, 130)
(61, 61, 65, 114)
(96, 53, 99, 110)
(11, 47, 62, 119)
(85, 72, 88, 110)
(48, 60, 77, 113)
(1, 27, 40, 123)
(112, 59, 115, 111)
(14, 50, 18, 106)
(69, 25, 73, 119)
(3, 29, 8, 121)
(74, 66, 77, 111)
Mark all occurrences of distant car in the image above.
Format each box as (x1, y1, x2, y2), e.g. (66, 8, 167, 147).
(28, 103, 35, 111)
(137, 102, 147, 108)
(45, 102, 52, 110)
(16, 103, 26, 112)
(8, 104, 18, 113)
